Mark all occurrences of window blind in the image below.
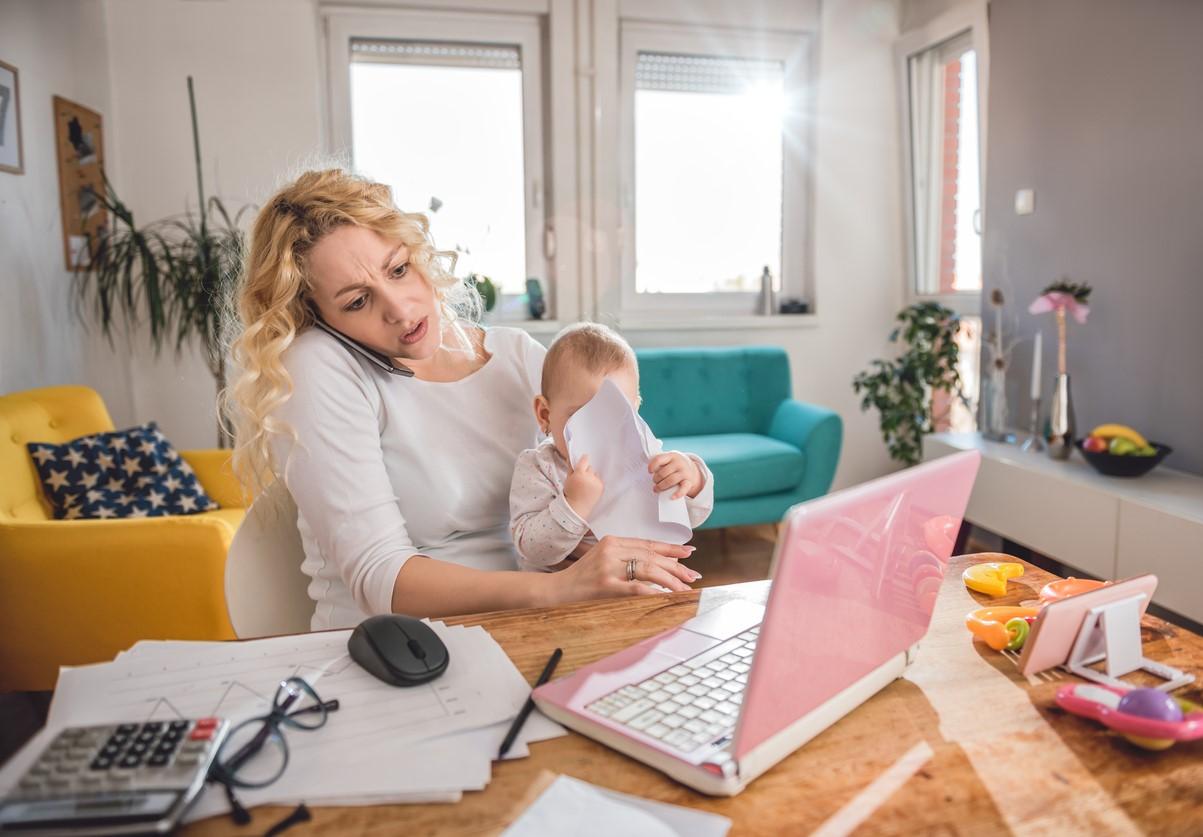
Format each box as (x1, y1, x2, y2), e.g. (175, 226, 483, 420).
(351, 39, 520, 70)
(635, 52, 783, 95)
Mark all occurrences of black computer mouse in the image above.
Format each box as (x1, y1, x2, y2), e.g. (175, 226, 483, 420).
(348, 614, 450, 687)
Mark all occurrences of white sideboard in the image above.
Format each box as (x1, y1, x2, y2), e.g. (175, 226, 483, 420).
(923, 432, 1203, 623)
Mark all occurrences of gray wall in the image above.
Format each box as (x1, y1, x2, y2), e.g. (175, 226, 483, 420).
(983, 0, 1203, 475)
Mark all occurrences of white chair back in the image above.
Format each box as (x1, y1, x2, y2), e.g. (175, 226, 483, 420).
(224, 482, 313, 638)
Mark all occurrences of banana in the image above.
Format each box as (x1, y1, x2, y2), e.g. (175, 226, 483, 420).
(1089, 423, 1148, 447)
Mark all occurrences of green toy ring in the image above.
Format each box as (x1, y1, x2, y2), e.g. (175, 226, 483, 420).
(1005, 617, 1029, 651)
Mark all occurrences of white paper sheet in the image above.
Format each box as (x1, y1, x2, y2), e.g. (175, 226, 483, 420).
(503, 775, 732, 837)
(49, 626, 518, 752)
(563, 378, 691, 543)
(1, 621, 566, 821)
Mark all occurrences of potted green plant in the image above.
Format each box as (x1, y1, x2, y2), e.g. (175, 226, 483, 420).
(853, 302, 966, 466)
(72, 77, 245, 447)
(466, 273, 498, 317)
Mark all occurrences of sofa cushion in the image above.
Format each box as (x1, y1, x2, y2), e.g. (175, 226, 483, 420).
(662, 433, 805, 501)
(637, 347, 791, 438)
(26, 422, 220, 520)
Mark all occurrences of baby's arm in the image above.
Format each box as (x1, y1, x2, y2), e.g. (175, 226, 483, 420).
(681, 454, 715, 527)
(510, 450, 591, 570)
(647, 436, 715, 528)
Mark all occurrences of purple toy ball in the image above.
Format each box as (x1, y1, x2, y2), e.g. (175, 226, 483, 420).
(1117, 688, 1185, 724)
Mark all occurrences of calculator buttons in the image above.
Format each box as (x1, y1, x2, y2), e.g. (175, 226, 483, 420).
(2, 717, 228, 833)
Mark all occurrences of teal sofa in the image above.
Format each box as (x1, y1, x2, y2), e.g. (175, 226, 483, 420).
(636, 347, 842, 530)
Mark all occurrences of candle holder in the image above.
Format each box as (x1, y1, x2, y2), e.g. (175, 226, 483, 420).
(1020, 396, 1046, 453)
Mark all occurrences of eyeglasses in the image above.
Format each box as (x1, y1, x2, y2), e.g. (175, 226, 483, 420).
(207, 677, 339, 825)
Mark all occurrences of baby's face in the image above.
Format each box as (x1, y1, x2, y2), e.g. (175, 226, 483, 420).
(542, 365, 641, 461)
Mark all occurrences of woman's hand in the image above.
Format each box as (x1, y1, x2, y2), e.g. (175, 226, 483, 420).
(548, 535, 700, 604)
(648, 452, 704, 500)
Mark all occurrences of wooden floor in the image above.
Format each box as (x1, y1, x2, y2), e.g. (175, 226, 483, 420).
(686, 524, 778, 588)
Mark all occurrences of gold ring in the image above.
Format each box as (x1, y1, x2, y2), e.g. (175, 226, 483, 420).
(626, 558, 638, 582)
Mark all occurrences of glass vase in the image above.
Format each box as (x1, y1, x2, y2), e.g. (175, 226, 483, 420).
(1046, 373, 1075, 460)
(980, 365, 1009, 441)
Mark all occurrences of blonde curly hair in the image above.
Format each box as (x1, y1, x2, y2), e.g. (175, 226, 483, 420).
(225, 168, 478, 494)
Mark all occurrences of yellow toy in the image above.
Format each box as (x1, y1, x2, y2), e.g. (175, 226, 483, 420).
(965, 606, 1040, 651)
(962, 562, 1025, 597)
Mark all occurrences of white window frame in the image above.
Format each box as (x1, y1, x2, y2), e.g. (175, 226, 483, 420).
(895, 3, 989, 318)
(618, 22, 814, 317)
(323, 7, 549, 321)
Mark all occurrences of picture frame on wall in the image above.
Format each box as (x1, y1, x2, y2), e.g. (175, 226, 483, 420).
(0, 59, 24, 175)
(53, 95, 106, 269)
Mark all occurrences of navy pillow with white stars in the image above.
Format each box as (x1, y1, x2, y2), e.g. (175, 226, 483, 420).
(26, 422, 220, 520)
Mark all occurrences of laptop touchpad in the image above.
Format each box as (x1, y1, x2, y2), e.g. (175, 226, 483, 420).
(686, 600, 765, 641)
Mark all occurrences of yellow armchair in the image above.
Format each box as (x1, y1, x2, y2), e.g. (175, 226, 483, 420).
(0, 386, 242, 692)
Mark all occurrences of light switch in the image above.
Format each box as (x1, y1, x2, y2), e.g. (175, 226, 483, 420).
(1015, 189, 1035, 215)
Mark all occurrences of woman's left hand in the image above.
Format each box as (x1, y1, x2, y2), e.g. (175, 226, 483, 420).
(549, 535, 698, 603)
(648, 452, 704, 500)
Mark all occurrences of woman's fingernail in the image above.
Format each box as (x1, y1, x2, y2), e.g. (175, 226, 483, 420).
(690, 571, 703, 581)
(687, 546, 697, 552)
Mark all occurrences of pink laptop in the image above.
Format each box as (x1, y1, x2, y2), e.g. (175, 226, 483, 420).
(533, 450, 981, 795)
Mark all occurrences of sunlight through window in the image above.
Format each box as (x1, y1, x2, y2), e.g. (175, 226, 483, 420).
(350, 42, 528, 292)
(634, 53, 785, 295)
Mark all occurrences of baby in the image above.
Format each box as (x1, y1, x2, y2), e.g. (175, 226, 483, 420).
(510, 323, 714, 571)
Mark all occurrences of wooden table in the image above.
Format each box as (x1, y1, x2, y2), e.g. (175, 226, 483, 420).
(188, 554, 1203, 835)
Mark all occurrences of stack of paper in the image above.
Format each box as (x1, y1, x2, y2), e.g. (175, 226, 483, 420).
(0, 621, 564, 822)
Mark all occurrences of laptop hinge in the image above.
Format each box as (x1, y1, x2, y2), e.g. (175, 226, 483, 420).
(701, 750, 739, 780)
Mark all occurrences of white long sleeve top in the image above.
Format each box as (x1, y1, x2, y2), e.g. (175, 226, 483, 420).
(509, 437, 714, 570)
(272, 326, 546, 630)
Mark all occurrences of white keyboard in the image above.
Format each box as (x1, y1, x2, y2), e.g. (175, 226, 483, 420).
(586, 627, 758, 754)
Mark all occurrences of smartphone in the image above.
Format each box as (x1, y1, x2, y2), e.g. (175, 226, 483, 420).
(311, 316, 414, 377)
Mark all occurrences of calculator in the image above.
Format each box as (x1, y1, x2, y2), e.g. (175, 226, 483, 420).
(0, 718, 229, 836)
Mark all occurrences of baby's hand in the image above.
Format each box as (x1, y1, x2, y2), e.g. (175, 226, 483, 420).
(564, 454, 605, 520)
(649, 452, 704, 500)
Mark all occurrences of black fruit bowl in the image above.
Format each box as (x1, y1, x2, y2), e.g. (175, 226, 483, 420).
(1077, 440, 1172, 477)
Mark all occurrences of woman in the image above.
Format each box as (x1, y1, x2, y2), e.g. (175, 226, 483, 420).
(228, 169, 699, 629)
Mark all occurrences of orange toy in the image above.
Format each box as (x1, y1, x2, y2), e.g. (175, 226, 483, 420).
(1039, 577, 1109, 603)
(965, 606, 1041, 651)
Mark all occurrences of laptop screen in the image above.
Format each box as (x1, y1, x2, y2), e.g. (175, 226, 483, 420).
(733, 451, 980, 759)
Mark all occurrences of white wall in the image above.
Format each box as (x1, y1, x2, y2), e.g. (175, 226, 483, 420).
(35, 0, 902, 487)
(902, 0, 976, 31)
(0, 0, 134, 424)
(102, 0, 324, 449)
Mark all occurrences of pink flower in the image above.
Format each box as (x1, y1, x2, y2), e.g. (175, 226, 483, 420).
(1029, 292, 1090, 324)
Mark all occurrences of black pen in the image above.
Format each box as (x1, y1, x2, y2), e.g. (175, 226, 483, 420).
(498, 647, 563, 759)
